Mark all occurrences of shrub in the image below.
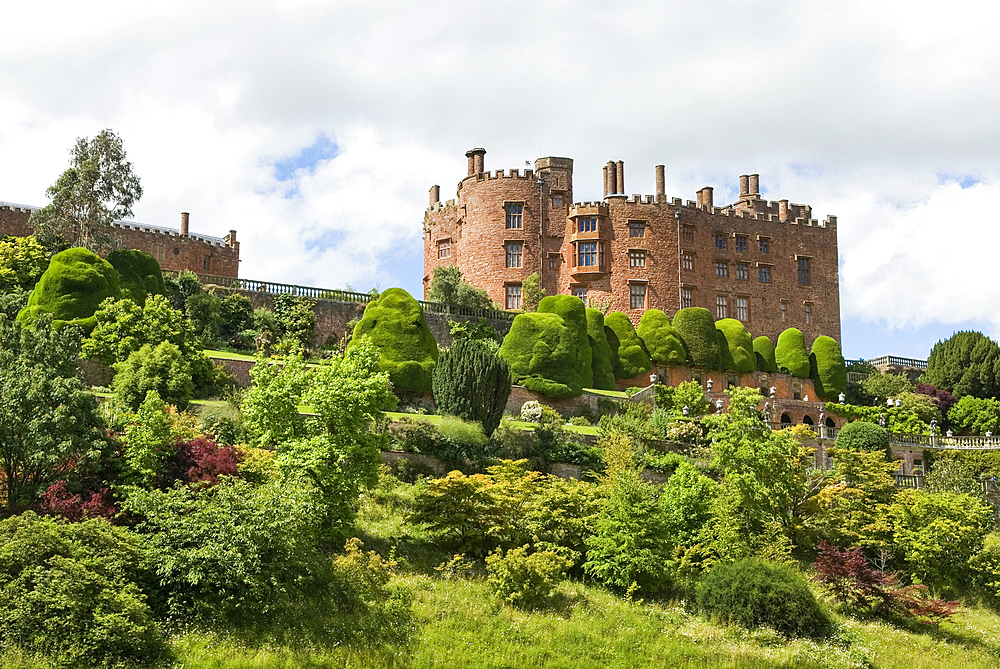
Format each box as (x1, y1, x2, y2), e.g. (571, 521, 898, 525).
(604, 311, 652, 380)
(199, 402, 247, 446)
(40, 481, 117, 523)
(218, 291, 254, 347)
(186, 290, 223, 345)
(432, 337, 512, 436)
(537, 295, 593, 388)
(164, 436, 242, 486)
(810, 335, 847, 400)
(655, 380, 710, 417)
(0, 235, 47, 292)
(586, 309, 617, 390)
(568, 416, 590, 426)
(105, 248, 165, 306)
(520, 400, 563, 424)
(948, 395, 1000, 435)
(486, 545, 572, 609)
(835, 421, 891, 458)
(273, 293, 317, 350)
(636, 309, 687, 364)
(499, 311, 583, 399)
(672, 308, 720, 369)
(432, 415, 491, 461)
(426, 265, 494, 311)
(113, 341, 194, 410)
(348, 288, 437, 392)
(715, 319, 754, 372)
(753, 335, 778, 372)
(408, 470, 497, 554)
(17, 247, 120, 332)
(774, 328, 811, 378)
(697, 558, 831, 638)
(916, 383, 957, 417)
(0, 512, 168, 667)
(860, 372, 914, 402)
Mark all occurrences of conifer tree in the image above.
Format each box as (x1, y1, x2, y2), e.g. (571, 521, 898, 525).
(432, 338, 511, 436)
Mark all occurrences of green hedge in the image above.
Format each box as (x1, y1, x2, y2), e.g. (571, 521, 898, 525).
(586, 309, 616, 391)
(715, 319, 755, 372)
(810, 335, 847, 400)
(605, 311, 651, 380)
(835, 420, 891, 459)
(17, 247, 121, 332)
(538, 295, 593, 389)
(348, 287, 438, 392)
(499, 311, 582, 399)
(106, 249, 166, 306)
(775, 328, 811, 378)
(753, 335, 778, 373)
(636, 309, 687, 364)
(672, 308, 720, 369)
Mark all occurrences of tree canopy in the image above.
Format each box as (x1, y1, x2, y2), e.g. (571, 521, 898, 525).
(425, 265, 495, 311)
(922, 331, 1000, 399)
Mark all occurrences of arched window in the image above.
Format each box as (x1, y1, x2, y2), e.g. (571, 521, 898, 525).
(780, 413, 792, 426)
(825, 417, 835, 428)
(802, 415, 815, 425)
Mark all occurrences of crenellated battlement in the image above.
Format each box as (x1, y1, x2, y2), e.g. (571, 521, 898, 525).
(465, 168, 539, 182)
(569, 202, 609, 216)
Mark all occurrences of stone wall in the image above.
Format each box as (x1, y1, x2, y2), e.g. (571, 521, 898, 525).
(504, 385, 603, 417)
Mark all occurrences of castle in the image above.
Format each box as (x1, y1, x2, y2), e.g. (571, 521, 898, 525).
(0, 203, 240, 278)
(423, 149, 840, 345)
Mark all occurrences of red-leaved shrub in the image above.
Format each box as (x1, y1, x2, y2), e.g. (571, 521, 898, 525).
(164, 436, 242, 486)
(41, 481, 117, 522)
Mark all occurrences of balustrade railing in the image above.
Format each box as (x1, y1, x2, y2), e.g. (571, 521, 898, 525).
(892, 473, 925, 489)
(163, 271, 516, 321)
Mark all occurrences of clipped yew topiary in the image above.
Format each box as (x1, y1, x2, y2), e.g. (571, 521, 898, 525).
(672, 307, 720, 369)
(499, 311, 583, 399)
(537, 295, 592, 389)
(835, 421, 891, 459)
(775, 327, 811, 378)
(432, 338, 512, 437)
(811, 335, 847, 400)
(106, 249, 166, 306)
(636, 309, 687, 365)
(586, 309, 616, 391)
(605, 311, 651, 380)
(17, 247, 121, 332)
(348, 287, 438, 392)
(716, 319, 755, 372)
(753, 335, 778, 372)
(605, 324, 625, 379)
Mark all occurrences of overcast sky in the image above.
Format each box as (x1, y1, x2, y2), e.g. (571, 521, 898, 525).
(2, 0, 998, 359)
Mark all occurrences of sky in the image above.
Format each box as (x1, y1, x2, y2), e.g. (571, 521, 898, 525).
(2, 0, 999, 361)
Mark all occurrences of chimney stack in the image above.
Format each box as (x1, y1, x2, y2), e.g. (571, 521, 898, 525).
(180, 212, 189, 236)
(748, 174, 760, 197)
(606, 161, 617, 196)
(464, 147, 486, 176)
(429, 185, 440, 206)
(778, 200, 789, 222)
(228, 230, 237, 246)
(603, 165, 609, 197)
(739, 175, 750, 197)
(655, 165, 665, 200)
(697, 187, 714, 209)
(615, 160, 625, 195)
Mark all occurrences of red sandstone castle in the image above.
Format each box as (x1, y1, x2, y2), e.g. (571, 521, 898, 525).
(0, 203, 239, 278)
(423, 148, 840, 345)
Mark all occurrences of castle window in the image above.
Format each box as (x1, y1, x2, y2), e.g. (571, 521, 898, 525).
(736, 262, 748, 280)
(552, 194, 563, 207)
(548, 254, 560, 269)
(682, 252, 694, 271)
(154, 244, 165, 262)
(715, 233, 727, 250)
(629, 221, 645, 238)
(578, 217, 598, 233)
(805, 303, 813, 325)
(715, 261, 728, 279)
(681, 287, 693, 309)
(203, 255, 211, 272)
(630, 283, 647, 309)
(505, 242, 523, 268)
(759, 237, 769, 254)
(735, 235, 747, 252)
(736, 296, 748, 322)
(716, 295, 728, 319)
(781, 301, 788, 323)
(682, 225, 694, 243)
(798, 256, 811, 285)
(437, 239, 451, 259)
(573, 286, 588, 305)
(505, 203, 523, 229)
(629, 250, 646, 268)
(505, 284, 522, 310)
(758, 265, 771, 283)
(578, 241, 599, 267)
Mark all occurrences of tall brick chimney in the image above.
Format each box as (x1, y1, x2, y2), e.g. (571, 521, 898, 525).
(697, 187, 714, 209)
(429, 185, 440, 206)
(228, 230, 237, 246)
(748, 174, 760, 197)
(603, 165, 610, 198)
(779, 200, 789, 222)
(739, 175, 750, 197)
(606, 161, 617, 195)
(655, 165, 665, 200)
(465, 148, 486, 176)
(180, 212, 189, 236)
(615, 160, 624, 195)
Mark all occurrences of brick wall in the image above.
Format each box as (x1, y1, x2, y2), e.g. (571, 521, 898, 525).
(424, 151, 841, 347)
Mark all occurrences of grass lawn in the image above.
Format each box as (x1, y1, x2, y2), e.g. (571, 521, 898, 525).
(582, 387, 630, 398)
(385, 412, 601, 437)
(202, 349, 256, 362)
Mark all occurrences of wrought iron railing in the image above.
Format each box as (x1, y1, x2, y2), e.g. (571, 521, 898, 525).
(163, 270, 517, 321)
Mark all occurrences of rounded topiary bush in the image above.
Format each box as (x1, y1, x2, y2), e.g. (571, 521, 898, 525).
(106, 249, 166, 306)
(586, 309, 616, 391)
(697, 558, 831, 638)
(835, 420, 891, 458)
(775, 328, 811, 378)
(605, 311, 651, 380)
(753, 335, 778, 372)
(636, 309, 687, 364)
(716, 319, 754, 372)
(811, 335, 847, 400)
(17, 247, 121, 332)
(537, 295, 593, 389)
(672, 308, 720, 369)
(348, 287, 438, 392)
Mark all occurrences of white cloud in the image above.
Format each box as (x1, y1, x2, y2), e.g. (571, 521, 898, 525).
(1, 0, 999, 334)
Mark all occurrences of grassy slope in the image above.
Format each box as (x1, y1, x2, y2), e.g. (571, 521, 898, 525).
(384, 411, 601, 437)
